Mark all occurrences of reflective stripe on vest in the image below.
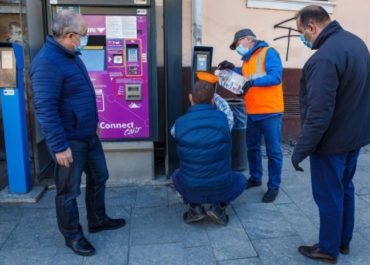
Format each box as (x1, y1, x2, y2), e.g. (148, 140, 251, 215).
(242, 47, 284, 114)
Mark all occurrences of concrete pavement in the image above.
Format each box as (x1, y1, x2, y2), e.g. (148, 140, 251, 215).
(0, 148, 369, 265)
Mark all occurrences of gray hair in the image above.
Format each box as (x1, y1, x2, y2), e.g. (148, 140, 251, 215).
(52, 10, 83, 38)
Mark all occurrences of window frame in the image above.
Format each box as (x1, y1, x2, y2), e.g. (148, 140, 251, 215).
(247, 0, 336, 14)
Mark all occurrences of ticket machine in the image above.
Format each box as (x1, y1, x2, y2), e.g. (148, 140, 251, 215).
(47, 0, 157, 183)
(0, 43, 31, 193)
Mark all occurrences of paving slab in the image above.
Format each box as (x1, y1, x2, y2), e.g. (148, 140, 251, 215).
(135, 186, 168, 208)
(129, 243, 186, 265)
(130, 206, 183, 246)
(234, 203, 297, 240)
(185, 246, 217, 265)
(218, 258, 263, 265)
(206, 216, 257, 261)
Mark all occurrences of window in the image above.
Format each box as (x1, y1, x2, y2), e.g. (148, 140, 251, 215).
(247, 0, 336, 14)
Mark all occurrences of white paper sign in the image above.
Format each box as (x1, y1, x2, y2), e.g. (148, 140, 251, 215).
(106, 16, 124, 39)
(122, 16, 137, 39)
(1, 51, 14, 69)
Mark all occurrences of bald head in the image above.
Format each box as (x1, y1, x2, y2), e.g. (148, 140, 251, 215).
(52, 11, 86, 39)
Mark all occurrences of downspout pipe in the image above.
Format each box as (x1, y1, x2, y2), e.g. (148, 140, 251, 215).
(192, 0, 202, 46)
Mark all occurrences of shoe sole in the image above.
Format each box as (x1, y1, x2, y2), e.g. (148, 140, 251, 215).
(66, 244, 96, 256)
(206, 210, 228, 225)
(298, 247, 337, 264)
(88, 222, 126, 233)
(183, 212, 206, 224)
(246, 183, 262, 189)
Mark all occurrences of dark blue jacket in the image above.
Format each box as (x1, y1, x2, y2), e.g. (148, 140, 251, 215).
(30, 36, 98, 153)
(174, 104, 233, 195)
(293, 21, 370, 162)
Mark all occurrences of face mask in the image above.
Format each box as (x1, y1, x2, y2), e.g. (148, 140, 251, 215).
(75, 35, 88, 52)
(300, 32, 312, 49)
(236, 44, 249, 56)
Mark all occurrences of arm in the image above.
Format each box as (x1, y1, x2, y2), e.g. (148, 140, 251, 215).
(214, 94, 234, 131)
(292, 59, 338, 164)
(30, 59, 69, 154)
(252, 48, 283, 87)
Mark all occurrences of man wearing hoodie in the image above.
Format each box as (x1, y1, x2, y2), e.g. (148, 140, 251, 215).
(219, 29, 284, 203)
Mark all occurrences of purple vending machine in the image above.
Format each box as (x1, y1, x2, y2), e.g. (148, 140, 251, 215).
(81, 14, 150, 140)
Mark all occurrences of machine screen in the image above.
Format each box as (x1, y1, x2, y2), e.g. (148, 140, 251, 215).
(81, 49, 106, 71)
(127, 46, 139, 62)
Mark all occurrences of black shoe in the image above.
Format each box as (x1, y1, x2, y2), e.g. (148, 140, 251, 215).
(65, 236, 96, 256)
(89, 218, 126, 233)
(206, 204, 229, 225)
(246, 178, 262, 189)
(339, 244, 350, 255)
(298, 244, 337, 264)
(262, 188, 279, 203)
(183, 204, 206, 224)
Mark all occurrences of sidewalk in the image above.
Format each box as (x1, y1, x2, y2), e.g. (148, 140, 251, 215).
(0, 150, 369, 265)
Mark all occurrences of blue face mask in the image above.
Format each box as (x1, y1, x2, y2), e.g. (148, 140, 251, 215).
(236, 44, 249, 56)
(75, 35, 88, 52)
(300, 32, 312, 49)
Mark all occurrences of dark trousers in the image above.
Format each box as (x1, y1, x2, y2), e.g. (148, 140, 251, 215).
(54, 135, 109, 240)
(310, 149, 360, 257)
(246, 116, 283, 189)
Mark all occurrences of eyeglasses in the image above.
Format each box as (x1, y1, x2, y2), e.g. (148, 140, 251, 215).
(65, 31, 87, 37)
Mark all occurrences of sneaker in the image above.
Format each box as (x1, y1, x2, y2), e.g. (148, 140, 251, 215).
(262, 188, 279, 203)
(246, 178, 262, 189)
(183, 204, 206, 224)
(206, 204, 229, 225)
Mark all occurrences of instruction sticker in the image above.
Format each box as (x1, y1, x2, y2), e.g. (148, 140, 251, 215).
(1, 51, 13, 69)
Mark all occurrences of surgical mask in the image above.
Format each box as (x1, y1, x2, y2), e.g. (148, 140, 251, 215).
(300, 32, 312, 49)
(236, 44, 249, 56)
(75, 35, 88, 52)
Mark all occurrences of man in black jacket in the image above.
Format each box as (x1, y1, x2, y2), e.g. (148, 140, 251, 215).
(292, 5, 370, 264)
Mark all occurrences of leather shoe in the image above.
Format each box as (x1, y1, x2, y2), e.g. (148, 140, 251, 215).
(65, 236, 96, 256)
(262, 188, 279, 203)
(246, 178, 262, 189)
(339, 244, 350, 255)
(89, 218, 126, 233)
(298, 244, 337, 264)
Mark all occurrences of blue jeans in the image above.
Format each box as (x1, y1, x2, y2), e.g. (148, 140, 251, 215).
(172, 169, 246, 205)
(310, 149, 360, 257)
(54, 135, 109, 240)
(246, 115, 283, 189)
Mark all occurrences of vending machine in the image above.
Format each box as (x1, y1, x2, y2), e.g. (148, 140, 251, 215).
(47, 0, 157, 183)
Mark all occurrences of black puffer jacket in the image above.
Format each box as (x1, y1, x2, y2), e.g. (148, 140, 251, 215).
(293, 20, 370, 162)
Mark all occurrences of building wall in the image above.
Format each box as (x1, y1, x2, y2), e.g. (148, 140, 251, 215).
(183, 0, 370, 68)
(181, 0, 370, 142)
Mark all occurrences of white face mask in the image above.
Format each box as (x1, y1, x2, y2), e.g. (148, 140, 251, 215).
(75, 35, 88, 52)
(236, 44, 249, 56)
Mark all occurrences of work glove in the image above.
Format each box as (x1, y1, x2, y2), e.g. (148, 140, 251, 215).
(238, 80, 254, 96)
(291, 152, 304, 172)
(218, 60, 235, 70)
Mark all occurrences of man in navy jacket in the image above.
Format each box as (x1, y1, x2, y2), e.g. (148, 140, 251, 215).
(293, 5, 370, 264)
(171, 79, 246, 225)
(30, 11, 125, 256)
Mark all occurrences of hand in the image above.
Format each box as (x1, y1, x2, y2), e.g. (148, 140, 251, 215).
(218, 60, 235, 70)
(96, 124, 101, 137)
(55, 147, 73, 168)
(291, 153, 304, 172)
(238, 80, 254, 96)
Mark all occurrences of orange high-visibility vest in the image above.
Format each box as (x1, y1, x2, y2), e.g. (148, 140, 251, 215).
(242, 47, 284, 114)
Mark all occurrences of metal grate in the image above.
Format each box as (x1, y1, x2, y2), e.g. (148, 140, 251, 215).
(284, 95, 300, 116)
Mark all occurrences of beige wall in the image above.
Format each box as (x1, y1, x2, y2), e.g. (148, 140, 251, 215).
(182, 0, 370, 69)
